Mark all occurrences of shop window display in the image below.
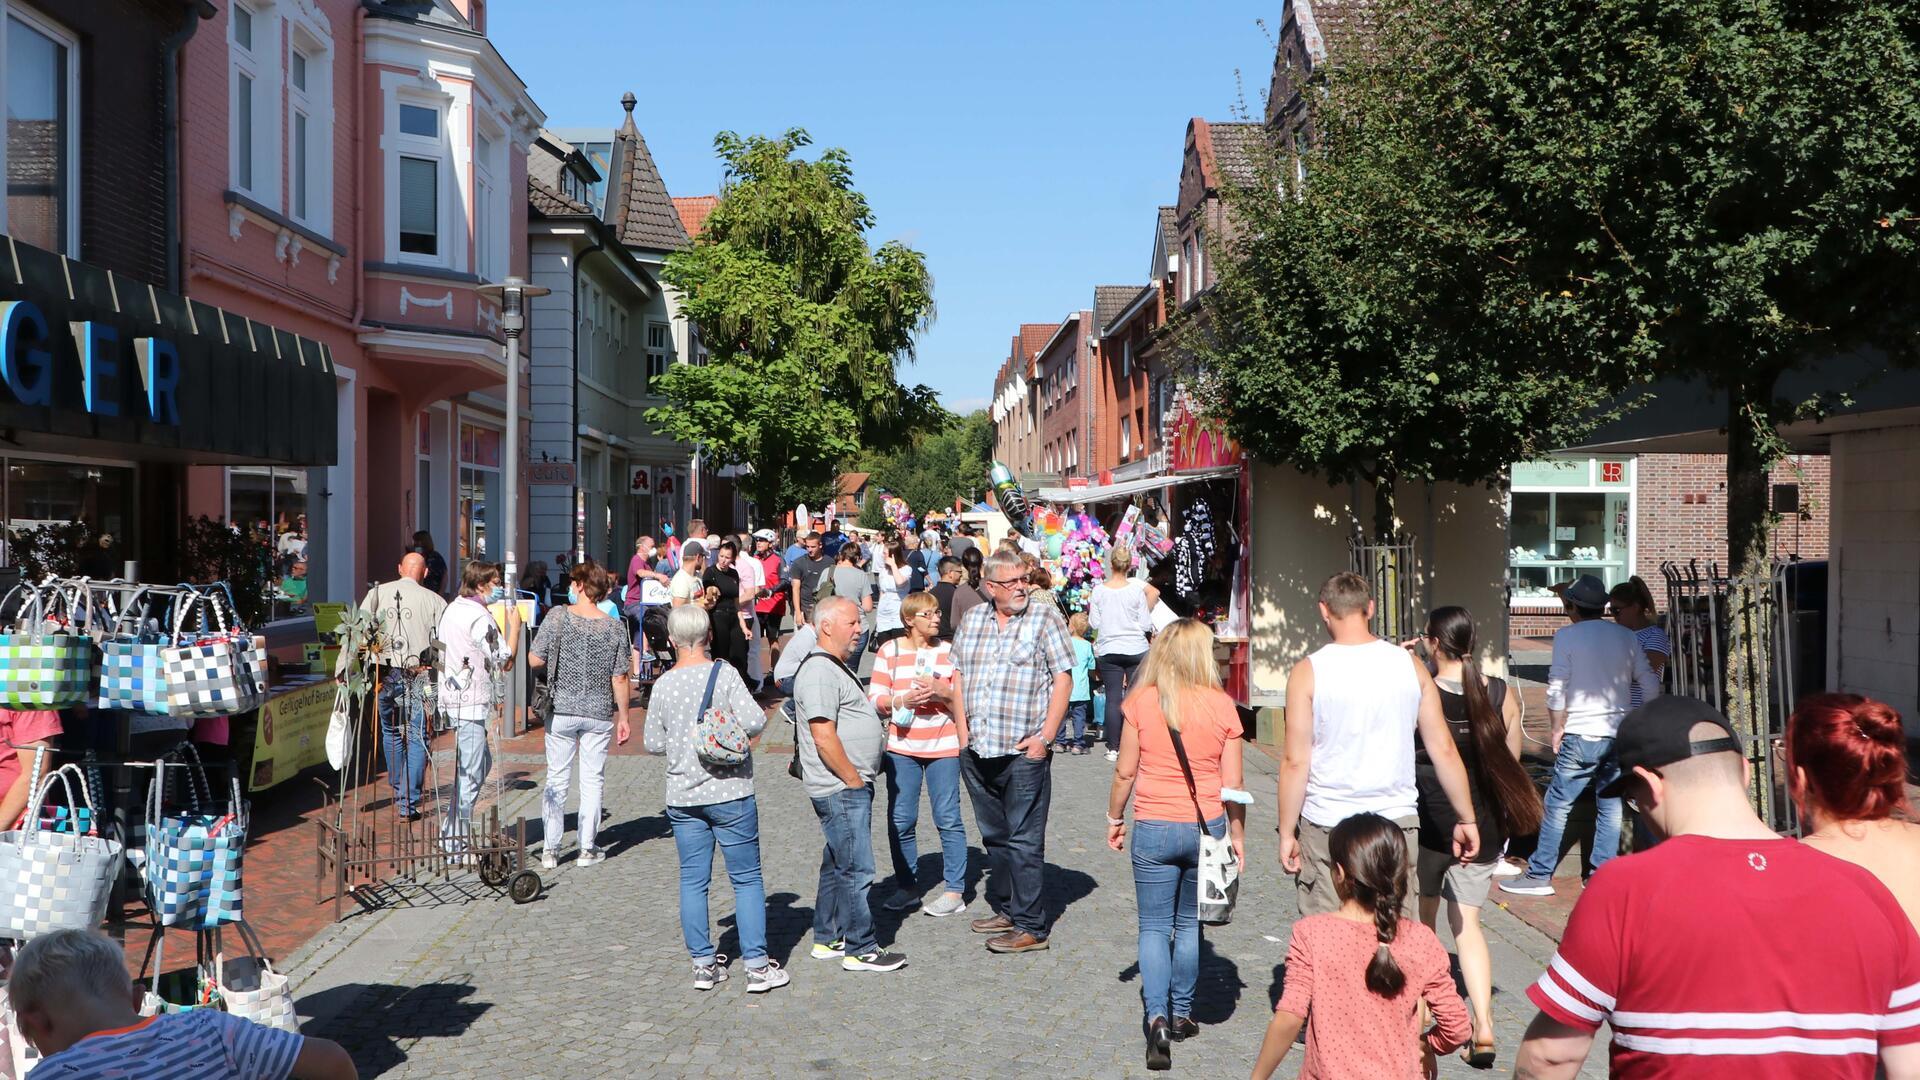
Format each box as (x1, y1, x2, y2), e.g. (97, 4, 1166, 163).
(3, 460, 135, 577)
(228, 466, 309, 620)
(1509, 456, 1632, 604)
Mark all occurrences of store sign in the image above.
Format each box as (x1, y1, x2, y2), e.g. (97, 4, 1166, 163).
(528, 461, 575, 486)
(0, 302, 181, 424)
(630, 466, 652, 494)
(1165, 392, 1244, 472)
(249, 678, 335, 791)
(0, 234, 336, 465)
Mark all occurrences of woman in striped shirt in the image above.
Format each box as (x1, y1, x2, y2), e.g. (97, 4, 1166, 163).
(872, 591, 971, 918)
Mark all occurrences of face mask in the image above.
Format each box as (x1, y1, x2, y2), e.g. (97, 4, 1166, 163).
(488, 585, 506, 603)
(568, 586, 580, 605)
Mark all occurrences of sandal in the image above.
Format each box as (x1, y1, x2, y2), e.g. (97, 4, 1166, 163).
(1461, 1038, 1497, 1070)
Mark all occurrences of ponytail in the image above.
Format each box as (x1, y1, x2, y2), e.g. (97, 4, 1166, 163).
(1430, 606, 1544, 837)
(1329, 813, 1409, 999)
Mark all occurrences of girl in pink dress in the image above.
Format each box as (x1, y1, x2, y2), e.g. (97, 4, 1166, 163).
(1251, 813, 1471, 1080)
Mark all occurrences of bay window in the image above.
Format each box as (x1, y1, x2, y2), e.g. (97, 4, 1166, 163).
(392, 99, 446, 263)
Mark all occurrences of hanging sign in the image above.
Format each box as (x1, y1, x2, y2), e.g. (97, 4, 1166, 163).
(528, 462, 575, 486)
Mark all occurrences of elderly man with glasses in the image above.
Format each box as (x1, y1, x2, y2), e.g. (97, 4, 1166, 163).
(950, 549, 1075, 954)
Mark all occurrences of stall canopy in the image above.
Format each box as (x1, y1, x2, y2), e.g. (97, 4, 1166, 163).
(1035, 465, 1239, 504)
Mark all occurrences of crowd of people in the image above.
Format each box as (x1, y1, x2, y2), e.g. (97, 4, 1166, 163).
(22, 520, 1917, 1079)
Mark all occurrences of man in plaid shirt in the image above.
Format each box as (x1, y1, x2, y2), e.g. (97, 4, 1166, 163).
(951, 550, 1074, 954)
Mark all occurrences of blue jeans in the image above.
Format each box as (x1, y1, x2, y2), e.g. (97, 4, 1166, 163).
(1056, 701, 1090, 748)
(960, 750, 1052, 937)
(378, 672, 428, 815)
(1132, 816, 1225, 1024)
(441, 717, 490, 844)
(884, 753, 968, 894)
(1526, 734, 1623, 880)
(811, 784, 877, 955)
(665, 795, 769, 967)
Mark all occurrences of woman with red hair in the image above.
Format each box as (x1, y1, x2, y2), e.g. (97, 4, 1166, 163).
(1787, 693, 1920, 932)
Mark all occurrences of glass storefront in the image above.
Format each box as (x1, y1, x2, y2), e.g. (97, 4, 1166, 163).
(1, 457, 136, 577)
(458, 420, 501, 564)
(229, 466, 310, 620)
(1509, 456, 1634, 605)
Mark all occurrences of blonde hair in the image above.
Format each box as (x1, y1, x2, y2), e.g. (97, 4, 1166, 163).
(1067, 611, 1090, 639)
(1109, 543, 1134, 574)
(1135, 618, 1220, 731)
(900, 590, 940, 623)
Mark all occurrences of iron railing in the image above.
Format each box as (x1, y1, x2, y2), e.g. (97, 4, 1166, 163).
(1351, 534, 1419, 644)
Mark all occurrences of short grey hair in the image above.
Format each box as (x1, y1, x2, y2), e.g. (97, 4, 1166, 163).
(983, 550, 1023, 581)
(667, 604, 712, 649)
(9, 930, 130, 1015)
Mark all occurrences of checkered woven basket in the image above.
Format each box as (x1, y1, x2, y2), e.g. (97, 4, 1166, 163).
(217, 924, 297, 1032)
(0, 581, 97, 709)
(0, 765, 122, 940)
(160, 588, 269, 718)
(144, 751, 247, 929)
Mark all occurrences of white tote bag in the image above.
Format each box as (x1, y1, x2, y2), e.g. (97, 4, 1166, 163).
(1167, 723, 1240, 925)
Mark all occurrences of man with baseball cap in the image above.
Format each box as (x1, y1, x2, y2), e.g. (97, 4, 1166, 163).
(1502, 573, 1660, 897)
(1516, 696, 1920, 1078)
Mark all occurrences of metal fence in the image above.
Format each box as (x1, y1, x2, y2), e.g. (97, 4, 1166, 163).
(1351, 534, 1419, 644)
(1659, 560, 1800, 833)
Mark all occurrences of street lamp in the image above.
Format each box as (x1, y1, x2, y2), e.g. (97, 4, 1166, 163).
(476, 276, 550, 587)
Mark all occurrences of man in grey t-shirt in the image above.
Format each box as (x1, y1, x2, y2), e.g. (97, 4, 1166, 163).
(792, 596, 904, 973)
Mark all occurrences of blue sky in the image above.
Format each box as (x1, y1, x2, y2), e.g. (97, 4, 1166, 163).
(493, 2, 1280, 413)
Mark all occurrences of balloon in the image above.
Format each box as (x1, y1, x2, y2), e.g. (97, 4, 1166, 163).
(1046, 533, 1065, 559)
(796, 502, 810, 530)
(990, 462, 1035, 538)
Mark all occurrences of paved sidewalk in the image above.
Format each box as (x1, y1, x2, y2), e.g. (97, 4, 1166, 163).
(289, 740, 1602, 1078)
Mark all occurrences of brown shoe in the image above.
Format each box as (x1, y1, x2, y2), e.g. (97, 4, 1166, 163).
(985, 930, 1049, 954)
(969, 913, 1013, 935)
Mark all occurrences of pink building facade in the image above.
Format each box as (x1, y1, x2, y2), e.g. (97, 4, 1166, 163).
(181, 0, 541, 608)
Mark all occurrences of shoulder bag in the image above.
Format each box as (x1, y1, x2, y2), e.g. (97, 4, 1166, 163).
(694, 661, 751, 767)
(1167, 719, 1240, 925)
(530, 609, 565, 728)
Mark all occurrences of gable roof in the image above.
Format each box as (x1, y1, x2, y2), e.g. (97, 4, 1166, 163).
(673, 195, 719, 238)
(608, 92, 689, 253)
(1204, 121, 1265, 189)
(837, 472, 871, 495)
(1018, 323, 1058, 376)
(1095, 286, 1140, 332)
(1158, 206, 1178, 256)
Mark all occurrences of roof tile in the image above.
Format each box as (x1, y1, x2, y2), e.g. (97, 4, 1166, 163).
(1095, 286, 1141, 331)
(673, 195, 719, 238)
(610, 99, 689, 252)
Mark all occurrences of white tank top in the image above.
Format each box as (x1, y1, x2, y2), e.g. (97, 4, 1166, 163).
(1301, 639, 1421, 827)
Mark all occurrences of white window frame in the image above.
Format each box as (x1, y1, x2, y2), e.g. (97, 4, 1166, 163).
(1120, 416, 1133, 460)
(1507, 455, 1639, 608)
(644, 320, 672, 397)
(1181, 236, 1196, 302)
(284, 12, 334, 236)
(473, 121, 505, 281)
(1194, 226, 1207, 293)
(1120, 336, 1133, 381)
(228, 0, 282, 209)
(0, 4, 82, 254)
(386, 86, 453, 267)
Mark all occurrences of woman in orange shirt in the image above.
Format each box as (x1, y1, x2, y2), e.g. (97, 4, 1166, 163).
(1105, 619, 1247, 1071)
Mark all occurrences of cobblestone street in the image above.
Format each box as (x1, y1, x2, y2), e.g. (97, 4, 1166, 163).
(288, 738, 1603, 1078)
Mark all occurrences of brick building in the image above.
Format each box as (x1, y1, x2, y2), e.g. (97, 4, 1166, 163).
(989, 323, 1057, 480)
(1507, 452, 1832, 637)
(1034, 310, 1093, 480)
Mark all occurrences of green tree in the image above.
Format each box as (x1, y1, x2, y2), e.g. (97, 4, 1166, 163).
(1184, 35, 1610, 539)
(1220, 0, 1920, 782)
(846, 409, 994, 521)
(647, 129, 941, 513)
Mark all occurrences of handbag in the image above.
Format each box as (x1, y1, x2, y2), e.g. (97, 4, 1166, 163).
(0, 582, 95, 709)
(144, 745, 248, 929)
(162, 587, 267, 718)
(0, 764, 124, 939)
(694, 661, 750, 767)
(215, 922, 298, 1032)
(1167, 722, 1241, 925)
(530, 610, 565, 728)
(325, 684, 354, 770)
(96, 586, 171, 713)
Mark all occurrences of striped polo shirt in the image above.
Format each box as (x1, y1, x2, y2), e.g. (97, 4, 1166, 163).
(29, 1009, 303, 1078)
(870, 639, 959, 758)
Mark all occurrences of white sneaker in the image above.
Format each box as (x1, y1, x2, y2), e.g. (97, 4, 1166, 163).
(1105, 749, 1119, 763)
(692, 954, 730, 991)
(922, 892, 967, 918)
(745, 960, 789, 993)
(1490, 859, 1525, 879)
(576, 848, 606, 867)
(539, 850, 558, 872)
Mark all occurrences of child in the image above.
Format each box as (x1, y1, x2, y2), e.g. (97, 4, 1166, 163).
(1251, 813, 1469, 1080)
(1056, 612, 1096, 754)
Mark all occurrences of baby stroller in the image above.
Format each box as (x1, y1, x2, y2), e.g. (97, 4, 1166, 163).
(632, 579, 674, 708)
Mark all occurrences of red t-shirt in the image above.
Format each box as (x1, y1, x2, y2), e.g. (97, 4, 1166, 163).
(1528, 835, 1920, 1078)
(0, 709, 61, 806)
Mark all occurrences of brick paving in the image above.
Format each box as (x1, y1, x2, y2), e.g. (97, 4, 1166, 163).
(288, 718, 1602, 1078)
